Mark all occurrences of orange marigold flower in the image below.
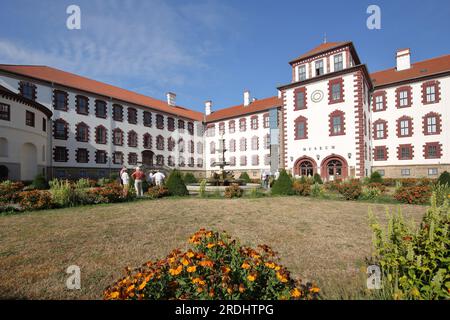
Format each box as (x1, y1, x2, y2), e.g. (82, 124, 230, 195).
(187, 266, 197, 273)
(247, 273, 256, 282)
(276, 272, 288, 283)
(241, 261, 251, 269)
(192, 277, 205, 285)
(239, 283, 245, 293)
(221, 266, 231, 274)
(199, 260, 214, 268)
(181, 258, 190, 266)
(197, 287, 203, 293)
(109, 291, 119, 299)
(310, 287, 320, 293)
(126, 284, 135, 292)
(169, 265, 183, 276)
(265, 262, 276, 269)
(290, 288, 301, 298)
(186, 251, 195, 258)
(207, 243, 216, 249)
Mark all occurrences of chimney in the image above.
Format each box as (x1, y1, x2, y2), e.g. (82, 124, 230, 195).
(166, 92, 176, 106)
(243, 90, 251, 107)
(278, 90, 282, 98)
(396, 48, 411, 71)
(205, 100, 212, 116)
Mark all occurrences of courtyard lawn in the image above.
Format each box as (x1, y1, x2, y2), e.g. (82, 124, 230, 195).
(0, 197, 426, 300)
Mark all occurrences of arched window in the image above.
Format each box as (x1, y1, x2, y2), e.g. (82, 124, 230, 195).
(143, 133, 152, 149)
(75, 122, 89, 142)
(95, 125, 107, 144)
(113, 128, 124, 146)
(128, 130, 138, 147)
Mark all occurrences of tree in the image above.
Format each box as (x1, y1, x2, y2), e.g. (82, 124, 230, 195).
(183, 172, 197, 184)
(313, 173, 323, 184)
(437, 171, 450, 186)
(369, 171, 383, 184)
(239, 172, 251, 183)
(271, 169, 294, 195)
(165, 170, 189, 196)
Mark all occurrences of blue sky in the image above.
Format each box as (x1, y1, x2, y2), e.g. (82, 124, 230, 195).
(0, 0, 449, 112)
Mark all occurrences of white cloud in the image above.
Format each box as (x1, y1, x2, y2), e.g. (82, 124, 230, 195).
(0, 0, 239, 91)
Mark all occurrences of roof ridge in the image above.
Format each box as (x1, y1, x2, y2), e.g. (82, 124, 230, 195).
(371, 54, 450, 75)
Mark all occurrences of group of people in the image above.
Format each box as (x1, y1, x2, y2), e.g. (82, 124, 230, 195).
(120, 166, 166, 197)
(261, 170, 280, 189)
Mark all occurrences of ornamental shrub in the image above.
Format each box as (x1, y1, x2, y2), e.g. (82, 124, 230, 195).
(271, 169, 294, 196)
(103, 229, 320, 300)
(292, 180, 311, 196)
(369, 171, 383, 184)
(18, 190, 52, 211)
(166, 170, 189, 196)
(360, 186, 381, 201)
(432, 183, 450, 207)
(368, 194, 450, 300)
(0, 181, 24, 204)
(87, 183, 134, 203)
(183, 173, 198, 184)
(437, 171, 450, 186)
(310, 183, 324, 198)
(32, 174, 49, 190)
(313, 173, 323, 184)
(147, 186, 169, 199)
(224, 184, 243, 199)
(239, 172, 251, 184)
(367, 183, 386, 194)
(337, 180, 362, 200)
(49, 179, 74, 207)
(394, 186, 432, 205)
(324, 179, 342, 192)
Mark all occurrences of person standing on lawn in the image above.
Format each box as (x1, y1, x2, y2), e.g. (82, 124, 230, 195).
(119, 166, 127, 185)
(120, 168, 130, 196)
(131, 166, 145, 197)
(148, 171, 155, 187)
(153, 170, 166, 186)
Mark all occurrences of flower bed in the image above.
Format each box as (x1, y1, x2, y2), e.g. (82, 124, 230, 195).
(393, 186, 432, 204)
(103, 229, 319, 300)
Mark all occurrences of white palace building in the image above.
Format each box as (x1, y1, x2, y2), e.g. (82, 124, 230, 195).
(0, 41, 449, 181)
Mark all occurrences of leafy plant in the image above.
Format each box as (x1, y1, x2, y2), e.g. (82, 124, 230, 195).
(337, 180, 362, 200)
(313, 173, 323, 184)
(311, 183, 324, 198)
(361, 186, 381, 201)
(292, 180, 311, 196)
(49, 179, 74, 207)
(437, 171, 450, 186)
(224, 184, 243, 199)
(369, 171, 383, 184)
(368, 194, 450, 300)
(147, 186, 169, 199)
(0, 181, 24, 204)
(199, 179, 207, 198)
(431, 183, 450, 207)
(18, 190, 52, 211)
(183, 173, 198, 184)
(165, 170, 189, 196)
(271, 170, 294, 196)
(103, 229, 320, 300)
(32, 174, 49, 190)
(394, 186, 431, 204)
(239, 172, 251, 184)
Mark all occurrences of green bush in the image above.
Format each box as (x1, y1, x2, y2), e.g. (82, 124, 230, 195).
(313, 173, 323, 184)
(239, 172, 251, 183)
(183, 173, 197, 184)
(50, 179, 74, 207)
(75, 178, 91, 189)
(165, 170, 189, 196)
(337, 180, 362, 200)
(310, 183, 324, 198)
(437, 171, 450, 186)
(360, 186, 381, 201)
(271, 170, 294, 196)
(369, 171, 383, 184)
(369, 194, 450, 300)
(32, 174, 49, 190)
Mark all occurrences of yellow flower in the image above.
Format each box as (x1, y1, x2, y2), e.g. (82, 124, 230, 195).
(126, 284, 135, 292)
(207, 243, 216, 249)
(247, 273, 256, 282)
(276, 272, 288, 283)
(186, 251, 195, 258)
(241, 261, 251, 270)
(187, 266, 197, 273)
(181, 258, 189, 266)
(227, 286, 233, 294)
(192, 277, 206, 285)
(309, 287, 320, 293)
(169, 265, 183, 276)
(290, 288, 301, 298)
(138, 281, 147, 290)
(109, 291, 119, 299)
(265, 262, 276, 269)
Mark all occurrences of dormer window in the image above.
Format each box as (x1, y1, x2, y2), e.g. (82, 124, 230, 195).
(334, 54, 343, 71)
(298, 65, 306, 81)
(315, 60, 324, 76)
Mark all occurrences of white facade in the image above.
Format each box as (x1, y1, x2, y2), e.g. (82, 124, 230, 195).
(0, 93, 51, 181)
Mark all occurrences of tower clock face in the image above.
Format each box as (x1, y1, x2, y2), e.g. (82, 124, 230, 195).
(311, 90, 324, 103)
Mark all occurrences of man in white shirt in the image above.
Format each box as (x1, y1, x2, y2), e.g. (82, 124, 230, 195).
(148, 171, 154, 186)
(153, 170, 166, 186)
(120, 169, 130, 195)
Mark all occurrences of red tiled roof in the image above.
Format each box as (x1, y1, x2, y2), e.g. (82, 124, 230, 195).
(0, 64, 204, 121)
(370, 54, 450, 87)
(289, 41, 352, 64)
(205, 96, 282, 122)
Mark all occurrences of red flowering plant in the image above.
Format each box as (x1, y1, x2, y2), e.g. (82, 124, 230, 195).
(0, 181, 24, 204)
(103, 229, 319, 300)
(394, 186, 432, 204)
